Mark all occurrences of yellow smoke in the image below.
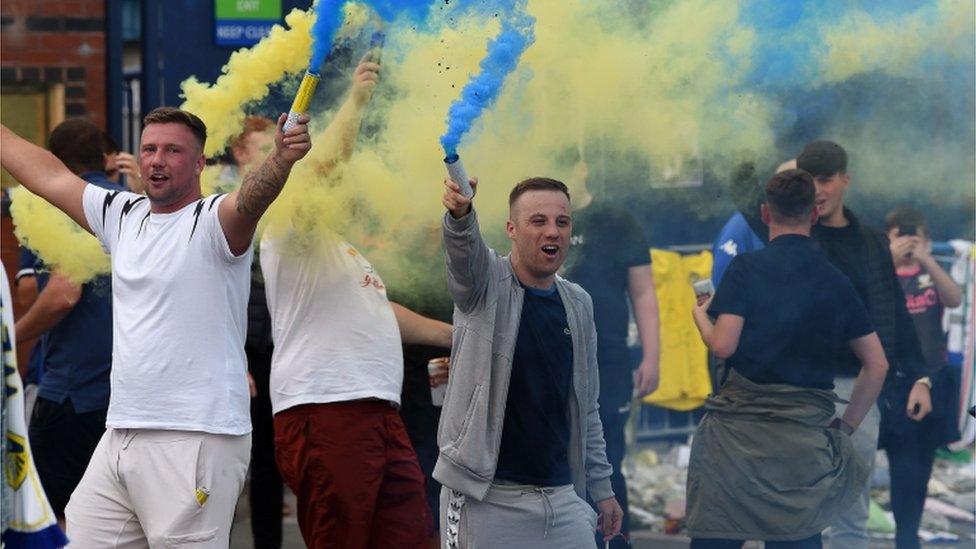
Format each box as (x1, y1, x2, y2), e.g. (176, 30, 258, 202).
(816, 0, 975, 204)
(261, 0, 774, 257)
(180, 9, 314, 157)
(180, 4, 371, 158)
(11, 0, 972, 287)
(9, 186, 109, 284)
(821, 0, 974, 83)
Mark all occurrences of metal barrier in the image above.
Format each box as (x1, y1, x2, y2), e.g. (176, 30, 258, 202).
(629, 240, 968, 444)
(631, 244, 711, 444)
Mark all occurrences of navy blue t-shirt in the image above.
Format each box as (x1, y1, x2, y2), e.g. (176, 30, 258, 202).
(495, 284, 574, 487)
(31, 171, 121, 413)
(563, 202, 650, 408)
(708, 234, 874, 389)
(17, 247, 46, 386)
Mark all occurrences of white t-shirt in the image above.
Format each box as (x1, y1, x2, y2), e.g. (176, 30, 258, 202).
(260, 230, 403, 414)
(82, 185, 252, 435)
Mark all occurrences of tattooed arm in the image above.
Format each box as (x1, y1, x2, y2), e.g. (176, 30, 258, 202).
(218, 113, 312, 255)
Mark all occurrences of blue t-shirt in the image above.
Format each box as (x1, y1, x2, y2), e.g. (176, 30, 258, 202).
(17, 247, 46, 385)
(707, 234, 874, 389)
(495, 284, 574, 487)
(32, 171, 122, 413)
(712, 212, 765, 285)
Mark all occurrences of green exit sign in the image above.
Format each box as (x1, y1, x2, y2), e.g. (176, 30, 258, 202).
(215, 0, 281, 20)
(215, 0, 282, 46)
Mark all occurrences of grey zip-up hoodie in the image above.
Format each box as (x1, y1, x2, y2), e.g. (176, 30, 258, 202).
(432, 208, 614, 503)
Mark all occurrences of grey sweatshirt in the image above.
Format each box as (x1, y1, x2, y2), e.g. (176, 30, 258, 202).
(432, 208, 614, 503)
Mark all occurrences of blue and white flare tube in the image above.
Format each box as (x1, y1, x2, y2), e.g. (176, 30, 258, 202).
(444, 153, 473, 198)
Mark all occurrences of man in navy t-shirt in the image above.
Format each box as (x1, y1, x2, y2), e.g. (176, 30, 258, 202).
(13, 119, 123, 521)
(438, 176, 622, 547)
(686, 168, 889, 548)
(712, 160, 794, 285)
(15, 246, 47, 419)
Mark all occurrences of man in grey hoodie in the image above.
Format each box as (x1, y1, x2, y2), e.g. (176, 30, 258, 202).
(435, 175, 622, 548)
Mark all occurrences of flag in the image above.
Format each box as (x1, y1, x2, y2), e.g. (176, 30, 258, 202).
(1, 263, 68, 548)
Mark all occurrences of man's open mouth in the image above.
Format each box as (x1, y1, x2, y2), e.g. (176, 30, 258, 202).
(541, 245, 559, 257)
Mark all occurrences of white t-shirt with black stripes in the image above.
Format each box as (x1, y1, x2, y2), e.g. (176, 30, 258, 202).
(82, 185, 252, 435)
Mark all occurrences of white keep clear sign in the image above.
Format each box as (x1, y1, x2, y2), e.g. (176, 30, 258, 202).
(214, 0, 281, 47)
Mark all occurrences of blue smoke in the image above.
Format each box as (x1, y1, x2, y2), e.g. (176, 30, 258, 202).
(366, 0, 433, 23)
(737, 0, 926, 91)
(440, 3, 536, 157)
(308, 0, 434, 73)
(308, 0, 344, 73)
(732, 0, 971, 147)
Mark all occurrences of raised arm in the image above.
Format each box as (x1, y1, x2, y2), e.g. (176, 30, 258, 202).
(441, 177, 492, 312)
(306, 56, 379, 178)
(390, 302, 452, 348)
(1, 125, 90, 232)
(913, 240, 963, 308)
(219, 113, 311, 255)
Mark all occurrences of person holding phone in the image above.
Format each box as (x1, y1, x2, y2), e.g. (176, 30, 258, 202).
(687, 169, 889, 549)
(883, 208, 963, 549)
(729, 141, 933, 548)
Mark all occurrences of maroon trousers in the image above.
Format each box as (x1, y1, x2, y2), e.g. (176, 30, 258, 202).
(274, 400, 432, 549)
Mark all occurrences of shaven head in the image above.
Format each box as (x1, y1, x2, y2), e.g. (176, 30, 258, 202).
(506, 177, 572, 288)
(509, 177, 571, 214)
(143, 107, 208, 153)
(775, 159, 796, 173)
(139, 107, 208, 213)
(765, 169, 816, 226)
(230, 115, 275, 168)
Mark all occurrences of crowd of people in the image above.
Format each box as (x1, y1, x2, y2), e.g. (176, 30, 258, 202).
(1, 57, 967, 549)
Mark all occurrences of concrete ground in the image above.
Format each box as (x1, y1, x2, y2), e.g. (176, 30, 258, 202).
(227, 478, 962, 549)
(229, 515, 955, 549)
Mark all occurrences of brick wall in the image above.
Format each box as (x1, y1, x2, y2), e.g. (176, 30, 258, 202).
(1, 0, 107, 127)
(1, 1, 108, 367)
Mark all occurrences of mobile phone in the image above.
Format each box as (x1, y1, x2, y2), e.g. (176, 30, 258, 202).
(898, 224, 917, 236)
(693, 279, 715, 298)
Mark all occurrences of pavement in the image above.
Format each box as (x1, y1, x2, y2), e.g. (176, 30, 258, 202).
(228, 515, 958, 548)
(227, 473, 964, 549)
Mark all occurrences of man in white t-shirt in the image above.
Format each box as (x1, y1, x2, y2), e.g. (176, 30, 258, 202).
(0, 106, 311, 547)
(260, 56, 452, 548)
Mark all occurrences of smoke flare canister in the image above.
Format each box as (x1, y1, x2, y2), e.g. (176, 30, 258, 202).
(444, 153, 473, 197)
(283, 71, 321, 132)
(368, 30, 386, 64)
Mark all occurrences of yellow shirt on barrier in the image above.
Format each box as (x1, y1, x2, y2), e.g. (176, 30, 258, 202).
(643, 249, 713, 411)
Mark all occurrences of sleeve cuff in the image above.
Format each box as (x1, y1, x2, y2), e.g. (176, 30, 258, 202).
(443, 207, 477, 234)
(588, 477, 614, 503)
